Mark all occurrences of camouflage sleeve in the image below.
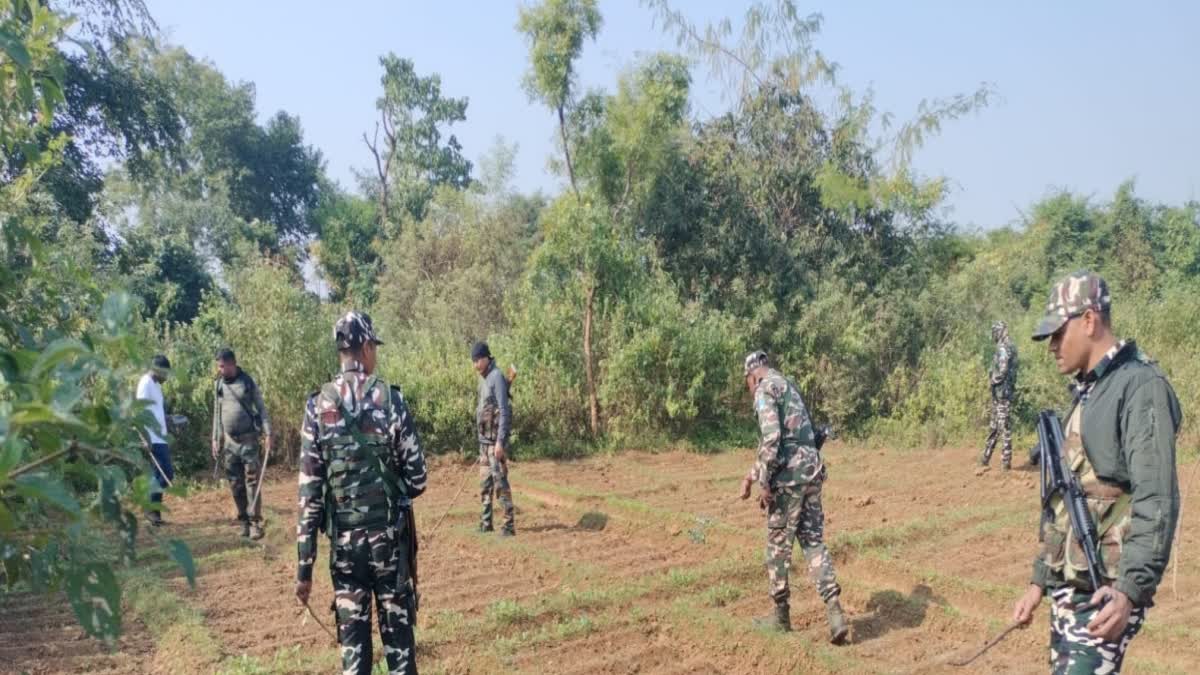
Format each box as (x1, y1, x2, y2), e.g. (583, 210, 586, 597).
(754, 384, 782, 492)
(390, 387, 428, 498)
(990, 346, 1008, 385)
(296, 394, 325, 583)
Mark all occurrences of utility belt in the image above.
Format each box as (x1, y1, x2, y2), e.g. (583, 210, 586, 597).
(224, 430, 260, 447)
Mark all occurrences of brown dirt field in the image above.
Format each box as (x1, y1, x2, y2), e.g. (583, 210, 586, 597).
(2, 445, 1198, 674)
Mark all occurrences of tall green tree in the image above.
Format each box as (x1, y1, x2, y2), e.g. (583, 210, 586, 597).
(517, 0, 601, 199)
(361, 54, 470, 227)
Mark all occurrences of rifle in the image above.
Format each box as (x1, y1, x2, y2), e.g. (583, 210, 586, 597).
(814, 424, 836, 451)
(1037, 410, 1107, 595)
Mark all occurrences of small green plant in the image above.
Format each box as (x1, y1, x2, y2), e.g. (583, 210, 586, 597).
(487, 598, 533, 626)
(703, 583, 743, 607)
(687, 516, 713, 544)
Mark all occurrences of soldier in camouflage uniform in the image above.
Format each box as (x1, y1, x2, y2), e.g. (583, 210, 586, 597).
(294, 312, 428, 675)
(739, 351, 849, 644)
(1012, 272, 1181, 674)
(980, 320, 1018, 470)
(472, 341, 515, 536)
(212, 348, 271, 539)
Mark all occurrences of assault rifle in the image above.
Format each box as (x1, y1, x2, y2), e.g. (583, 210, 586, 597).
(813, 424, 836, 451)
(1037, 410, 1107, 594)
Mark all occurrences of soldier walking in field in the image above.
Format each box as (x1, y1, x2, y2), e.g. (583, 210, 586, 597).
(739, 351, 849, 644)
(294, 312, 428, 675)
(472, 341, 515, 536)
(1011, 272, 1181, 674)
(981, 320, 1018, 470)
(211, 348, 271, 539)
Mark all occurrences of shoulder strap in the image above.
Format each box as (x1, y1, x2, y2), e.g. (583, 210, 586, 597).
(227, 374, 263, 428)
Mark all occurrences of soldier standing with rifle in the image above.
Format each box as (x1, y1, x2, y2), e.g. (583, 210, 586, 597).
(212, 348, 271, 540)
(294, 312, 428, 675)
(1012, 272, 1182, 674)
(980, 320, 1018, 471)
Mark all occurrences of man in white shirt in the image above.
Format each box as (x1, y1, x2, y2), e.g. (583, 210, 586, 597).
(137, 354, 175, 526)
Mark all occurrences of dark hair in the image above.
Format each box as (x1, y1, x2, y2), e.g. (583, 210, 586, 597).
(216, 347, 236, 363)
(152, 354, 171, 370)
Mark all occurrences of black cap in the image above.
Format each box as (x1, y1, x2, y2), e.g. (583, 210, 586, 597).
(470, 341, 492, 360)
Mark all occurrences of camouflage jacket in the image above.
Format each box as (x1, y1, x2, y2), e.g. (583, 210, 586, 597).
(295, 361, 427, 582)
(989, 338, 1018, 399)
(748, 368, 822, 491)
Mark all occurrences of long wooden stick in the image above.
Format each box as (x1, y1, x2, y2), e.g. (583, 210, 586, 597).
(422, 455, 472, 544)
(245, 439, 272, 522)
(300, 600, 338, 643)
(949, 621, 1022, 667)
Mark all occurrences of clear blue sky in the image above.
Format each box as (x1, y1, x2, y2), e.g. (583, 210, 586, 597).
(145, 0, 1199, 230)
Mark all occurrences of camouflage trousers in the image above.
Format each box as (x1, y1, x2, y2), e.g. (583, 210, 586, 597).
(479, 444, 514, 532)
(1048, 587, 1145, 674)
(982, 396, 1013, 466)
(330, 526, 417, 675)
(765, 483, 841, 606)
(222, 441, 261, 522)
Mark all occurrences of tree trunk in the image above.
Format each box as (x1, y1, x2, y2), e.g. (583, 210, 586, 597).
(583, 281, 600, 437)
(558, 105, 581, 200)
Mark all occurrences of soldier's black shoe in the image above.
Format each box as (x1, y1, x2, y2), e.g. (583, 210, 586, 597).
(240, 521, 250, 538)
(478, 524, 494, 534)
(500, 527, 515, 538)
(1001, 461, 1012, 471)
(827, 598, 849, 645)
(753, 602, 790, 632)
(147, 511, 163, 527)
(249, 522, 264, 540)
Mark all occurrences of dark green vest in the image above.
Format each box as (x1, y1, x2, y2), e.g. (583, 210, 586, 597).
(316, 376, 402, 534)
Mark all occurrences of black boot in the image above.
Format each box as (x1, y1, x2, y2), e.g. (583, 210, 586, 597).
(753, 601, 790, 632)
(826, 597, 849, 645)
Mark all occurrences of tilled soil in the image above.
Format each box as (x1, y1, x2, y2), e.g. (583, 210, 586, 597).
(1, 445, 1197, 674)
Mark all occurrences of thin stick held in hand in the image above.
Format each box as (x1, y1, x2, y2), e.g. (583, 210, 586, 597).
(246, 438, 272, 522)
(300, 600, 337, 644)
(145, 445, 173, 488)
(423, 455, 472, 543)
(949, 620, 1022, 667)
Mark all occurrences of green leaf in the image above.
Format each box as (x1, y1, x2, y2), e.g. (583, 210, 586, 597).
(0, 502, 15, 532)
(0, 437, 24, 475)
(66, 562, 121, 642)
(165, 539, 195, 590)
(13, 473, 81, 514)
(29, 541, 58, 592)
(0, 29, 33, 69)
(32, 338, 89, 379)
(100, 293, 134, 334)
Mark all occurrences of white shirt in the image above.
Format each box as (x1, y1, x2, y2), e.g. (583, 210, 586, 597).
(136, 373, 167, 444)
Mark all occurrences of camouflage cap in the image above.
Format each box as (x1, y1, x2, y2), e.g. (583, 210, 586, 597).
(1031, 271, 1111, 341)
(333, 311, 384, 350)
(743, 350, 769, 377)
